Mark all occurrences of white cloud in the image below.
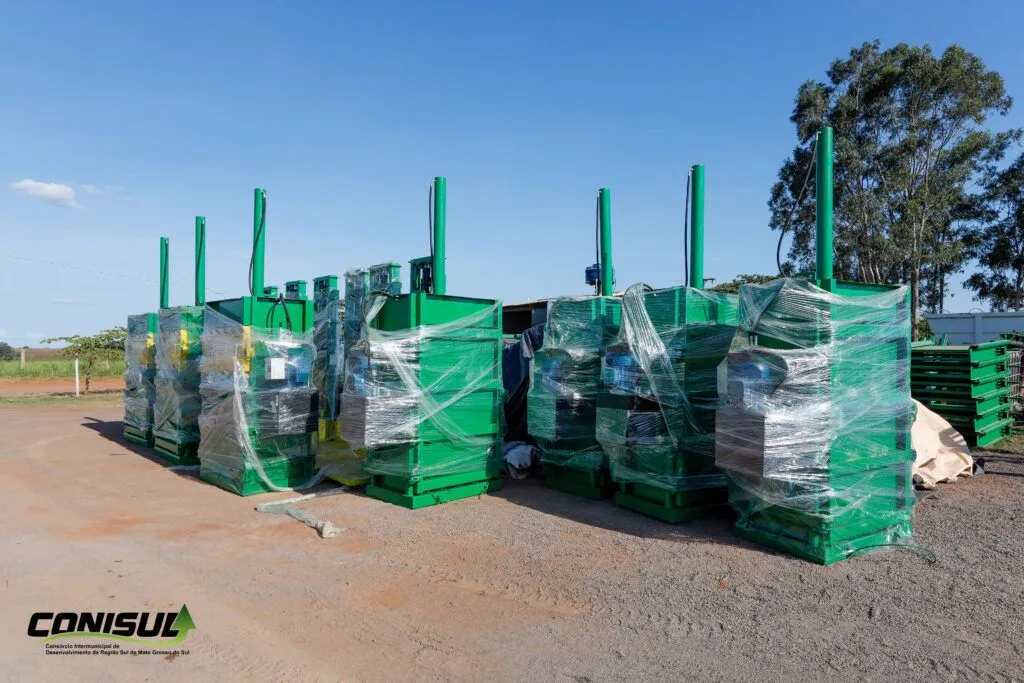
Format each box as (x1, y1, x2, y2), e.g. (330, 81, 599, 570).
(9, 179, 80, 208)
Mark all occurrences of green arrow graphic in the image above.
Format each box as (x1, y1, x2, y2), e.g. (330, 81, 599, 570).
(170, 604, 196, 638)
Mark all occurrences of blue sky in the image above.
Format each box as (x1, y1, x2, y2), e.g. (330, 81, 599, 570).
(2, 0, 1023, 345)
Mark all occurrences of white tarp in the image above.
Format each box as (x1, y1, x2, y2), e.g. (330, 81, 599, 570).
(911, 399, 973, 488)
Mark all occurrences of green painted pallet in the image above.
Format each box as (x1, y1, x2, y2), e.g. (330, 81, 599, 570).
(912, 376, 1009, 399)
(199, 456, 314, 497)
(545, 463, 615, 500)
(614, 483, 727, 523)
(911, 340, 1010, 365)
(942, 405, 1011, 433)
(152, 438, 199, 466)
(911, 362, 1008, 384)
(917, 386, 1011, 416)
(727, 464, 914, 565)
(123, 425, 154, 448)
(363, 438, 503, 509)
(366, 477, 502, 509)
(959, 417, 1015, 448)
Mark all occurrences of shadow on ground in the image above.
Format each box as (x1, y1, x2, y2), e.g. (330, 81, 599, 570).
(973, 450, 1024, 478)
(494, 475, 751, 549)
(80, 417, 206, 485)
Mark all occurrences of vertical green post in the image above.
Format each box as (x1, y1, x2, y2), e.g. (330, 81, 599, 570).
(194, 216, 206, 306)
(252, 188, 267, 296)
(598, 188, 613, 296)
(159, 236, 170, 309)
(815, 126, 834, 281)
(689, 164, 705, 289)
(432, 176, 447, 295)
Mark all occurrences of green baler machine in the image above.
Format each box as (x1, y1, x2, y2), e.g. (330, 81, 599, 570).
(123, 311, 158, 447)
(340, 177, 504, 508)
(123, 236, 169, 447)
(596, 165, 739, 522)
(312, 274, 342, 441)
(152, 218, 208, 465)
(527, 188, 621, 499)
(598, 285, 738, 522)
(197, 189, 318, 496)
(713, 128, 915, 564)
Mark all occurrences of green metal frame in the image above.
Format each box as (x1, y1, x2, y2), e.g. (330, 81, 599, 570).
(348, 178, 505, 508)
(198, 189, 318, 496)
(152, 219, 209, 465)
(720, 127, 915, 564)
(530, 188, 621, 499)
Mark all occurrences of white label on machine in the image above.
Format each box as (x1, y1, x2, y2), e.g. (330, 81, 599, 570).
(265, 357, 287, 380)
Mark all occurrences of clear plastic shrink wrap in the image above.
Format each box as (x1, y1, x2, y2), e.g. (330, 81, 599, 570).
(340, 292, 504, 480)
(198, 306, 318, 495)
(343, 264, 401, 366)
(152, 307, 203, 451)
(124, 313, 157, 435)
(312, 286, 344, 428)
(714, 278, 915, 564)
(597, 284, 738, 496)
(527, 296, 620, 471)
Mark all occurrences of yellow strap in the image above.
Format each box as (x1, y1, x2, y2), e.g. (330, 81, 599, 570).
(241, 326, 253, 372)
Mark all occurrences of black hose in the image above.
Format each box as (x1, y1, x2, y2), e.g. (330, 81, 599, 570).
(776, 135, 818, 276)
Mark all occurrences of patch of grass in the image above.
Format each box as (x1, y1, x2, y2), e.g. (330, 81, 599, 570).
(0, 391, 122, 407)
(987, 431, 1024, 456)
(0, 359, 125, 379)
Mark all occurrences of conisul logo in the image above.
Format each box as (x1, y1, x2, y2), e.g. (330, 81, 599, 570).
(28, 605, 196, 647)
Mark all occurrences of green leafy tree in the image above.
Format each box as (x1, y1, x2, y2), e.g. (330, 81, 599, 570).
(710, 274, 779, 294)
(41, 327, 126, 392)
(964, 152, 1024, 311)
(0, 342, 15, 362)
(769, 41, 1019, 337)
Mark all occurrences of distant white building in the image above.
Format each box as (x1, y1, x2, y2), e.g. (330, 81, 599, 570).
(923, 311, 1024, 344)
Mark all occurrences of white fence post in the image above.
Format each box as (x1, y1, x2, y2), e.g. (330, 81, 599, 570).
(74, 355, 80, 397)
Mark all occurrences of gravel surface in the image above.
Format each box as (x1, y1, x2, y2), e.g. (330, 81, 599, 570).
(2, 401, 1023, 681)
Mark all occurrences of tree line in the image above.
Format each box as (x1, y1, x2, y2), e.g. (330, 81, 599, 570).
(765, 40, 1024, 336)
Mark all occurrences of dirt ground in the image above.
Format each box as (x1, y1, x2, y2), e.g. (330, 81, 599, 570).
(2, 399, 1023, 682)
(0, 377, 123, 397)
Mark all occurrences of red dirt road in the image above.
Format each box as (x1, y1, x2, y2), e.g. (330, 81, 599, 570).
(2, 400, 1023, 681)
(0, 377, 123, 396)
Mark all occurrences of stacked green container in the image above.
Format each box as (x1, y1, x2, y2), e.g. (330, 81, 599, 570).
(123, 312, 158, 447)
(199, 293, 316, 495)
(528, 295, 621, 498)
(911, 340, 1013, 447)
(339, 177, 504, 508)
(343, 263, 401, 359)
(312, 274, 343, 440)
(197, 189, 318, 496)
(597, 284, 738, 522)
(153, 306, 204, 464)
(715, 278, 915, 564)
(153, 218, 207, 465)
(342, 289, 504, 508)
